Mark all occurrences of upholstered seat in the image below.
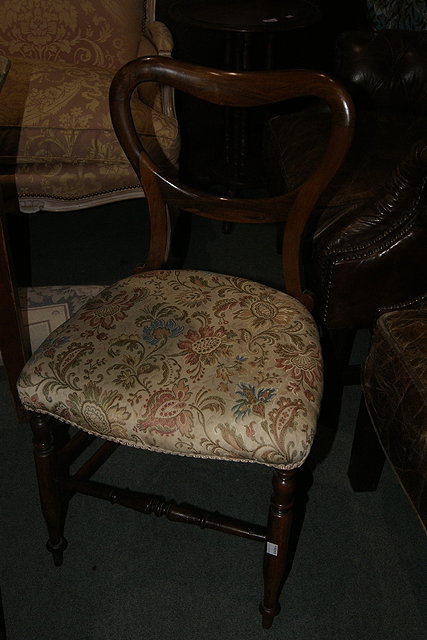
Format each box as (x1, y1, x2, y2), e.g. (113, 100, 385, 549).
(18, 270, 321, 468)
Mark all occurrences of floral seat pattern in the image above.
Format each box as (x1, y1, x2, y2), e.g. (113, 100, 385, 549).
(17, 270, 323, 470)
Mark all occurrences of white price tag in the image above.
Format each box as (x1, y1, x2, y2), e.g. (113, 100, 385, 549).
(266, 542, 278, 556)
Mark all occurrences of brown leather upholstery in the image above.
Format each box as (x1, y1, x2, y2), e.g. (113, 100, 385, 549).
(313, 30, 427, 328)
(313, 136, 427, 328)
(351, 305, 427, 530)
(266, 30, 427, 331)
(335, 29, 427, 114)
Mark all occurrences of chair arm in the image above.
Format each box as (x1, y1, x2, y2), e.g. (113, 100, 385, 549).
(316, 138, 427, 252)
(313, 138, 427, 327)
(138, 22, 176, 119)
(145, 22, 174, 57)
(335, 30, 427, 113)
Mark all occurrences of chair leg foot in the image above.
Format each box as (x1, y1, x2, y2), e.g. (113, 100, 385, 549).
(260, 468, 297, 628)
(30, 414, 67, 566)
(259, 602, 279, 629)
(46, 537, 68, 567)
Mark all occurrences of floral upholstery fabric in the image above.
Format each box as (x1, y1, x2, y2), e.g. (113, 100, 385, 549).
(0, 0, 179, 210)
(17, 270, 323, 470)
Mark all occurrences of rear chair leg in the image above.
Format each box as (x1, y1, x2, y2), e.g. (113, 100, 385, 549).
(260, 468, 296, 629)
(30, 413, 67, 566)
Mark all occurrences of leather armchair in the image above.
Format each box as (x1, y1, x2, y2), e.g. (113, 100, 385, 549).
(313, 30, 427, 352)
(266, 29, 427, 382)
(0, 0, 180, 212)
(348, 304, 427, 531)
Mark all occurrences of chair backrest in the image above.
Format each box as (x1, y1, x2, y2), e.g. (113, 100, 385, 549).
(109, 57, 354, 310)
(0, 0, 157, 70)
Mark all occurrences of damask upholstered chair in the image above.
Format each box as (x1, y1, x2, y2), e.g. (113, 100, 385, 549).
(16, 58, 354, 628)
(0, 0, 179, 212)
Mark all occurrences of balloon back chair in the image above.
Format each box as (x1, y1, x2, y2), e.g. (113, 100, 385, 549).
(16, 58, 354, 628)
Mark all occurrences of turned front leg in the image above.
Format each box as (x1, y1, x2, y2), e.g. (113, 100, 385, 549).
(30, 414, 67, 566)
(260, 468, 296, 629)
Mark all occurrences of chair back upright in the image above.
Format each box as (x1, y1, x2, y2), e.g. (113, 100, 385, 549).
(110, 57, 354, 310)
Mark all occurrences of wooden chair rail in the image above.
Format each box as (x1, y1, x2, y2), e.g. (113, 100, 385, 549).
(60, 476, 268, 543)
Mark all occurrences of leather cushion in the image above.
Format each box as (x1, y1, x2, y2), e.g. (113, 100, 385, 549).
(265, 106, 427, 328)
(363, 306, 427, 525)
(336, 30, 427, 113)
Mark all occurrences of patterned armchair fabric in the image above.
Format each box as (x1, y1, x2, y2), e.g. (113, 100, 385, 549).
(0, 0, 180, 212)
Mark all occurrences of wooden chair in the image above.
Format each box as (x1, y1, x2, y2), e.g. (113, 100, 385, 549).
(16, 58, 354, 628)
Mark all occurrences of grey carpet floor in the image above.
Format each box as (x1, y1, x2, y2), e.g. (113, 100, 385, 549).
(1, 201, 426, 639)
